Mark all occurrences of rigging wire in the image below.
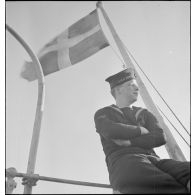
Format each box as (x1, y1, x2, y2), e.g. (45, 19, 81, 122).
(156, 105, 190, 148)
(122, 43, 190, 137)
(109, 38, 190, 146)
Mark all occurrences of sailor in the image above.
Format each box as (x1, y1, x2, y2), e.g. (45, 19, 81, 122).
(94, 67, 190, 194)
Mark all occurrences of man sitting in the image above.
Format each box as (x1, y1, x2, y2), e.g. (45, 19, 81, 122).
(94, 68, 190, 194)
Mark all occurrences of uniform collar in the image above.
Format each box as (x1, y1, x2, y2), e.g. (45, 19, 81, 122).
(112, 104, 134, 111)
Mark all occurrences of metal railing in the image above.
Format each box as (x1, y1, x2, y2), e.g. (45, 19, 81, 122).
(6, 24, 113, 194)
(6, 23, 45, 194)
(5, 168, 112, 194)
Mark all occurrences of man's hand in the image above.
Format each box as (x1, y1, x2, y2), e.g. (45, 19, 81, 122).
(140, 127, 149, 135)
(112, 139, 131, 146)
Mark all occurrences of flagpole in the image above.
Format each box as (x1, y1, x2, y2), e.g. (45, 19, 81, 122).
(96, 1, 186, 161)
(6, 24, 46, 194)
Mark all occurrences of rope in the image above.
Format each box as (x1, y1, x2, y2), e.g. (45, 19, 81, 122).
(156, 105, 190, 148)
(122, 43, 190, 137)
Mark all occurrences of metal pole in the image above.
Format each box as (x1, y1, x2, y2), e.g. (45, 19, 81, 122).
(6, 24, 46, 194)
(96, 1, 186, 161)
(5, 170, 112, 189)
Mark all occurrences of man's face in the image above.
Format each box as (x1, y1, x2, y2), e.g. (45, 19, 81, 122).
(119, 79, 139, 102)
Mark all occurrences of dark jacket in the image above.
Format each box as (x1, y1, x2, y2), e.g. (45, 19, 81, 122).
(94, 104, 166, 164)
(94, 105, 190, 194)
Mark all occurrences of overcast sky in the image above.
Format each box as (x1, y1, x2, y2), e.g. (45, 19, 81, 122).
(5, 1, 190, 194)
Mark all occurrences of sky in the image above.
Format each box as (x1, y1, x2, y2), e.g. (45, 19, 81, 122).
(5, 1, 190, 194)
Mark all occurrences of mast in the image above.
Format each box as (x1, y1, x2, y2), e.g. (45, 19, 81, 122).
(96, 1, 186, 161)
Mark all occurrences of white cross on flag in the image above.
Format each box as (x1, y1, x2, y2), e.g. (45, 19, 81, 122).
(21, 9, 109, 81)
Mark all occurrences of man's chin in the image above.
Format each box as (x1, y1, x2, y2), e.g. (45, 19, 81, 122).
(130, 97, 137, 104)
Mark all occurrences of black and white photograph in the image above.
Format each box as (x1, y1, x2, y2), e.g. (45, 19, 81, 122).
(5, 1, 191, 194)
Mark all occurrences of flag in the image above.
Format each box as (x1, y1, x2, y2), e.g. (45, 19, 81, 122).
(21, 9, 109, 81)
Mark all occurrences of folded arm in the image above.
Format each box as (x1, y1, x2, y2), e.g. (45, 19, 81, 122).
(129, 110, 166, 149)
(113, 110, 167, 149)
(94, 108, 166, 149)
(112, 126, 149, 146)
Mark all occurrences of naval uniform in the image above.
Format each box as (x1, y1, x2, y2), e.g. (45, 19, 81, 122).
(94, 104, 190, 194)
